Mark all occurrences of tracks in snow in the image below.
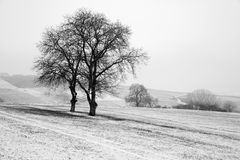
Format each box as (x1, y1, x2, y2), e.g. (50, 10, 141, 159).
(36, 104, 240, 141)
(0, 110, 154, 160)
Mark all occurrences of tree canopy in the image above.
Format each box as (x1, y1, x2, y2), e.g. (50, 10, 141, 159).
(35, 9, 148, 115)
(125, 83, 158, 107)
(34, 22, 82, 112)
(185, 89, 219, 110)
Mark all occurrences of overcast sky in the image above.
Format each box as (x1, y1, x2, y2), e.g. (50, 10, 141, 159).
(0, 0, 240, 94)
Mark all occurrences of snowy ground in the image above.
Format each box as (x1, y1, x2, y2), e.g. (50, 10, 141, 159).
(0, 103, 240, 160)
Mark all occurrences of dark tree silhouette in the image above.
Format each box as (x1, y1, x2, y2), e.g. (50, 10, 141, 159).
(35, 9, 147, 116)
(65, 9, 148, 116)
(34, 25, 82, 112)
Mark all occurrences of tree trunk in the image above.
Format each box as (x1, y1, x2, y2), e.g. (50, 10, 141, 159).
(69, 85, 77, 112)
(87, 66, 98, 116)
(89, 100, 97, 116)
(88, 85, 97, 116)
(70, 96, 77, 112)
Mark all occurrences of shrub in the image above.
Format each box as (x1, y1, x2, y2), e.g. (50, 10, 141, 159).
(222, 101, 237, 112)
(174, 104, 195, 110)
(185, 89, 222, 111)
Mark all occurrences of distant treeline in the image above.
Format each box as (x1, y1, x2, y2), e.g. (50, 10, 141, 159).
(174, 89, 238, 113)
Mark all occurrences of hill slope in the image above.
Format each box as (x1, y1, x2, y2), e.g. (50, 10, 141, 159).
(1, 74, 240, 110)
(0, 75, 36, 88)
(0, 78, 47, 104)
(0, 78, 17, 89)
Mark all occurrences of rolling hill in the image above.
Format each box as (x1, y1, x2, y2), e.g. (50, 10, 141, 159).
(1, 74, 240, 111)
(0, 74, 36, 88)
(0, 78, 44, 104)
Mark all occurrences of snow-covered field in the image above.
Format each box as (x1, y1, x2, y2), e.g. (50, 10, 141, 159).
(0, 103, 240, 160)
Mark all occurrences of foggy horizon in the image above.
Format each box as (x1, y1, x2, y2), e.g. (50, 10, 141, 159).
(1, 0, 240, 95)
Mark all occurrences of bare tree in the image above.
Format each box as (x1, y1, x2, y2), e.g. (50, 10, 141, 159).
(125, 84, 158, 107)
(185, 89, 219, 110)
(64, 9, 148, 116)
(34, 25, 82, 112)
(35, 9, 147, 116)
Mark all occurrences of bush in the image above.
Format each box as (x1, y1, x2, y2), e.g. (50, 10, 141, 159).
(142, 95, 159, 107)
(154, 105, 162, 108)
(174, 104, 227, 112)
(222, 101, 237, 112)
(185, 89, 222, 111)
(174, 104, 195, 110)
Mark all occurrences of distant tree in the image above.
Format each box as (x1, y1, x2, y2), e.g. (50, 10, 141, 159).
(34, 23, 82, 112)
(222, 101, 237, 112)
(125, 84, 158, 107)
(125, 84, 148, 107)
(65, 9, 148, 116)
(185, 89, 220, 110)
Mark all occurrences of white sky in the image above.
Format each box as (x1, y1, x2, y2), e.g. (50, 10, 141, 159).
(0, 0, 240, 94)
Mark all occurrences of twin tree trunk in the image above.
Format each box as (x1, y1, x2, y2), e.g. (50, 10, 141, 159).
(70, 88, 97, 115)
(69, 87, 97, 115)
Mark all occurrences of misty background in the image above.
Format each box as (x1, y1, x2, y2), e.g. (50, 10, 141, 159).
(0, 0, 240, 95)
